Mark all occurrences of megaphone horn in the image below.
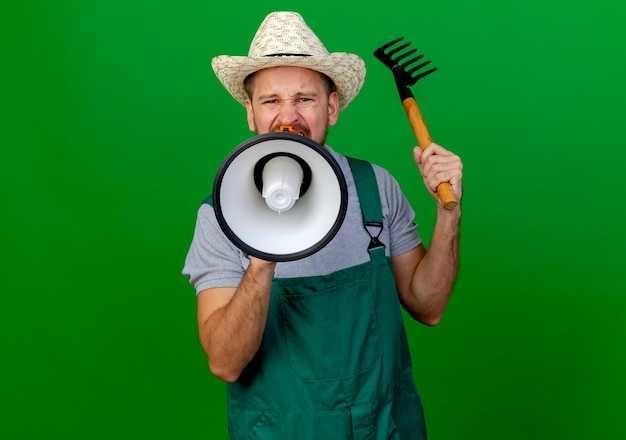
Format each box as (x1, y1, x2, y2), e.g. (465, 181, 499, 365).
(213, 132, 348, 262)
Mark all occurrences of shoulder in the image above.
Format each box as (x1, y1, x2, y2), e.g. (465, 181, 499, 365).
(371, 163, 400, 187)
(328, 147, 400, 190)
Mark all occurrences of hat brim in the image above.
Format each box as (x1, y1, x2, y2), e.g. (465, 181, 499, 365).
(212, 53, 366, 112)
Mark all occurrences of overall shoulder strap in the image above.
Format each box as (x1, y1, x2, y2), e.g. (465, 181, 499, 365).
(346, 157, 385, 254)
(202, 195, 213, 207)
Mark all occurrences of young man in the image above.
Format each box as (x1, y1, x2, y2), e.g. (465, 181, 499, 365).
(183, 11, 463, 439)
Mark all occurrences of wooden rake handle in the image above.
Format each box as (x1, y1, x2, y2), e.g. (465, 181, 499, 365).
(402, 97, 458, 210)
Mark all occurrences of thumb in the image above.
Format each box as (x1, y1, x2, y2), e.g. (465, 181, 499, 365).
(413, 146, 423, 166)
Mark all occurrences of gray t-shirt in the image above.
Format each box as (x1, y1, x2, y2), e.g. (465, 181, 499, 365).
(182, 147, 422, 294)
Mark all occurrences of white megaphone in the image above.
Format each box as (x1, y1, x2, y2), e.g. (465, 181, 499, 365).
(212, 131, 348, 262)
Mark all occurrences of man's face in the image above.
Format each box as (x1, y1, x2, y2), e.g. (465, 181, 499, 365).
(244, 66, 339, 146)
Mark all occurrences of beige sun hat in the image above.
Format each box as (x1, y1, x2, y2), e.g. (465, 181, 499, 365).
(211, 11, 366, 112)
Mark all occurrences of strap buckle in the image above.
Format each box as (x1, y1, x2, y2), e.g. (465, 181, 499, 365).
(364, 221, 385, 250)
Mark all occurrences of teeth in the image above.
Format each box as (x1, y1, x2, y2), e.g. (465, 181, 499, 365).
(275, 126, 304, 136)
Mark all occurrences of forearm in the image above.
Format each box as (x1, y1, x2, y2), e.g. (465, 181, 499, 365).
(199, 258, 276, 382)
(409, 207, 460, 325)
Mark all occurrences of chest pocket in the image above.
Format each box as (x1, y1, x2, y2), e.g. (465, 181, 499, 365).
(278, 273, 383, 382)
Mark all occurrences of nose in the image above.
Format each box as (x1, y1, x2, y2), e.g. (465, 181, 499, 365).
(276, 102, 300, 127)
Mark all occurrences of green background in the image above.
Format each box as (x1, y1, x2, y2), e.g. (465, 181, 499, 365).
(2, 1, 625, 438)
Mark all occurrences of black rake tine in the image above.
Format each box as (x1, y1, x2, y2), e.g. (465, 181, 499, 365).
(386, 42, 412, 58)
(394, 48, 418, 63)
(405, 59, 431, 76)
(379, 36, 404, 51)
(401, 54, 426, 71)
(412, 67, 438, 82)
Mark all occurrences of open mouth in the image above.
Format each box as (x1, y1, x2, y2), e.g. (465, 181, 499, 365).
(277, 125, 304, 136)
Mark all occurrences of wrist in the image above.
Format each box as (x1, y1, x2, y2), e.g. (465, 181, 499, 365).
(249, 256, 278, 271)
(436, 203, 462, 224)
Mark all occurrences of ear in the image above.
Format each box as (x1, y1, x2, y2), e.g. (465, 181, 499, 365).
(328, 92, 339, 127)
(245, 99, 256, 132)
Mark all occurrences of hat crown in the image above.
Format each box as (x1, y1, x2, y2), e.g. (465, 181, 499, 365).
(212, 11, 366, 111)
(248, 12, 329, 58)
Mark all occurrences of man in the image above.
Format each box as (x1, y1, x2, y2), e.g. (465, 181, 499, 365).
(183, 11, 463, 439)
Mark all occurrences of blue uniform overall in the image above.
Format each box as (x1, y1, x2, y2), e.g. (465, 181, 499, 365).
(219, 158, 427, 439)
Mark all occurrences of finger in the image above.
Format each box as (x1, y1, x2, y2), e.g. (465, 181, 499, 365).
(421, 142, 455, 164)
(423, 157, 463, 190)
(413, 146, 423, 167)
(432, 169, 463, 200)
(422, 150, 462, 176)
(417, 142, 435, 164)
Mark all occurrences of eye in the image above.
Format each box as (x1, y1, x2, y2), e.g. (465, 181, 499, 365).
(262, 99, 278, 105)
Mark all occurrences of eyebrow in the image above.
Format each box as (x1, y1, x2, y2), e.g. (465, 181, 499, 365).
(257, 90, 321, 102)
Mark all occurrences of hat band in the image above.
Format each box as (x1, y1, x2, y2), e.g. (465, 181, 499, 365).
(264, 53, 313, 57)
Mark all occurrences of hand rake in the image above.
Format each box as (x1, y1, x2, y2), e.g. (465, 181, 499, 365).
(374, 37, 457, 210)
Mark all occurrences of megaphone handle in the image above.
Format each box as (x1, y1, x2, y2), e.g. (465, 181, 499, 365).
(402, 97, 458, 211)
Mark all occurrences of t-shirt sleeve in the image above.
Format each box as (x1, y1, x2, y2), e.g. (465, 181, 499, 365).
(373, 165, 422, 257)
(182, 203, 246, 294)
